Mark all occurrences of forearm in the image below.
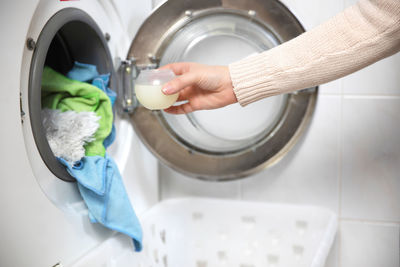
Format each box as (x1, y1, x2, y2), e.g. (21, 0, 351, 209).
(229, 0, 400, 106)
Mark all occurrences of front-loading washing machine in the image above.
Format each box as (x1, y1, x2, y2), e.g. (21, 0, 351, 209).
(0, 0, 317, 266)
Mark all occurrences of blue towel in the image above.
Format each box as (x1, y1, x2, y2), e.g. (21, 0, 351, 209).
(59, 155, 143, 251)
(67, 61, 117, 147)
(91, 74, 116, 148)
(92, 74, 117, 106)
(66, 61, 98, 82)
(63, 62, 141, 250)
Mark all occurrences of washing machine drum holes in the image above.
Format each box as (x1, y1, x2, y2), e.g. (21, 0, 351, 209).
(29, 8, 116, 182)
(28, 0, 317, 183)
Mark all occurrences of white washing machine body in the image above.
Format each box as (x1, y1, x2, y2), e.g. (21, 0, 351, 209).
(0, 1, 158, 266)
(0, 0, 317, 266)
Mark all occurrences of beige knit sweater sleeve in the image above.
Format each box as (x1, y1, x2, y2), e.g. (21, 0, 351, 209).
(229, 0, 400, 106)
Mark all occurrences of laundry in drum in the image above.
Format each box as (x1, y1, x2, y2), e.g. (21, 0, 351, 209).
(66, 61, 117, 149)
(42, 65, 113, 157)
(41, 108, 100, 164)
(41, 62, 143, 252)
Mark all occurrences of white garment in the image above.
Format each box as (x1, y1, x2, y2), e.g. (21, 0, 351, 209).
(41, 108, 100, 165)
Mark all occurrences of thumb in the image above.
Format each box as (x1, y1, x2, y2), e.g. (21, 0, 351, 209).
(162, 72, 199, 95)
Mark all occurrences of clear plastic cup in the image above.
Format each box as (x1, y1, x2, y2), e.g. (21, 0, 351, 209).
(134, 69, 179, 110)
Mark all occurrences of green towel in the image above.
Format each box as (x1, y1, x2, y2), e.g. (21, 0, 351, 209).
(41, 66, 113, 157)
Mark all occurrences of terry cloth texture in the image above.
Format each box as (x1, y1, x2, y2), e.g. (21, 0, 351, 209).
(59, 155, 143, 251)
(41, 108, 100, 165)
(41, 66, 113, 156)
(67, 61, 117, 148)
(42, 63, 142, 251)
(229, 0, 400, 106)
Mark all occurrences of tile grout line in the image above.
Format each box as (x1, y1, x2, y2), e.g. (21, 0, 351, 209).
(338, 79, 343, 219)
(342, 94, 400, 99)
(337, 75, 344, 267)
(340, 217, 400, 225)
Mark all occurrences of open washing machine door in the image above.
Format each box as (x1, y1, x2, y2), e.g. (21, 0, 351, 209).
(118, 0, 317, 181)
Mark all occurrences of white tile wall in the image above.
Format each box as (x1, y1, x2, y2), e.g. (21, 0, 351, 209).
(158, 0, 400, 266)
(341, 97, 400, 221)
(151, 0, 166, 9)
(159, 165, 241, 200)
(325, 236, 339, 267)
(111, 0, 152, 41)
(240, 95, 341, 212)
(279, 0, 344, 30)
(340, 221, 399, 267)
(342, 54, 400, 96)
(344, 0, 358, 6)
(319, 79, 343, 95)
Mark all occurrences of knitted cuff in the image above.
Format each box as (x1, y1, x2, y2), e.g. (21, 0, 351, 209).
(229, 52, 280, 106)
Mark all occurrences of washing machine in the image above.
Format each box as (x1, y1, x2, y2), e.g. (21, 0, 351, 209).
(0, 0, 317, 266)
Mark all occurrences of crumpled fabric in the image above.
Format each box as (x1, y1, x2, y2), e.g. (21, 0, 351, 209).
(58, 155, 143, 251)
(41, 108, 99, 165)
(42, 64, 142, 251)
(41, 66, 112, 156)
(67, 61, 117, 148)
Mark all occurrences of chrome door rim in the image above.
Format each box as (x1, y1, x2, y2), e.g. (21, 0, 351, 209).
(127, 0, 318, 181)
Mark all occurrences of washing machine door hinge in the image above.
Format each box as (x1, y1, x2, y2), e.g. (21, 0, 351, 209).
(118, 58, 158, 114)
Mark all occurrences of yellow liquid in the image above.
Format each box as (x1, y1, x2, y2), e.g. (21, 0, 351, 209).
(135, 84, 179, 110)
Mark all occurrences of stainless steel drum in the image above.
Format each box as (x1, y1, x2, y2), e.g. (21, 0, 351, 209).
(125, 0, 317, 181)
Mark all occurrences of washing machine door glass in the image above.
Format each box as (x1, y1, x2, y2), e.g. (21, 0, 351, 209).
(122, 0, 317, 180)
(160, 13, 287, 153)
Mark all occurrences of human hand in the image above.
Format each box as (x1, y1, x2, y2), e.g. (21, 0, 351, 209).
(159, 62, 237, 114)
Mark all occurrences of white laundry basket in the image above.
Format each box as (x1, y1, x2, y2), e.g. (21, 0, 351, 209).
(70, 198, 337, 267)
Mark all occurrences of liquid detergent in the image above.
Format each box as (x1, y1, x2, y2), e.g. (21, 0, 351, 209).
(135, 69, 179, 110)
